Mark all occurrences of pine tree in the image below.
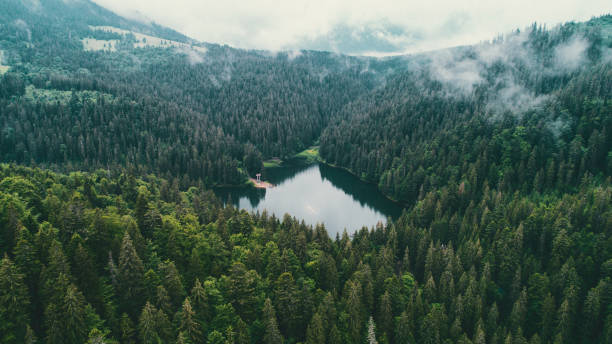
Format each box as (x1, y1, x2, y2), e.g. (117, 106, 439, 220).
(45, 282, 89, 344)
(12, 227, 38, 290)
(24, 325, 37, 344)
(207, 330, 225, 344)
(41, 240, 72, 303)
(556, 299, 572, 343)
(135, 191, 150, 235)
(378, 291, 393, 339)
(420, 304, 447, 344)
(178, 297, 203, 344)
(160, 260, 186, 309)
(139, 302, 162, 344)
(176, 331, 189, 344)
(582, 283, 602, 340)
(473, 321, 486, 344)
(155, 285, 172, 316)
(274, 272, 299, 337)
(73, 242, 99, 303)
(262, 298, 283, 344)
(306, 312, 325, 344)
(235, 317, 250, 344)
(510, 288, 527, 333)
(118, 232, 145, 317)
(191, 278, 210, 322)
(86, 328, 110, 344)
(367, 316, 378, 344)
(395, 311, 415, 344)
(63, 284, 88, 343)
(346, 280, 363, 343)
(120, 313, 137, 344)
(228, 262, 259, 322)
(328, 324, 343, 344)
(0, 255, 31, 344)
(540, 293, 555, 342)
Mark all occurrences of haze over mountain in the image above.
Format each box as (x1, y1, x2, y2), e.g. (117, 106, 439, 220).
(0, 1, 611, 344)
(92, 0, 611, 55)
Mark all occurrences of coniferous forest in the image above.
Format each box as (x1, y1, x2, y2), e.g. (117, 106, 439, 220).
(0, 0, 611, 343)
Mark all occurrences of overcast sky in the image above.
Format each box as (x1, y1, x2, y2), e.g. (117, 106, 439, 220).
(92, 0, 611, 55)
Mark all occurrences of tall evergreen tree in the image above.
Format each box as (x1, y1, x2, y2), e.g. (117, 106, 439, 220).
(262, 298, 283, 344)
(117, 232, 145, 317)
(0, 255, 31, 344)
(177, 297, 203, 344)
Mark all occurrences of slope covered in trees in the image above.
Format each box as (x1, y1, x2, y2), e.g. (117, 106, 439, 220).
(0, 1, 611, 343)
(0, 0, 405, 186)
(320, 18, 612, 203)
(0, 164, 610, 343)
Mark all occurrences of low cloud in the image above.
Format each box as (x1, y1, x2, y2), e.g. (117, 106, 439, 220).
(22, 0, 42, 12)
(13, 19, 32, 42)
(486, 76, 549, 116)
(92, 0, 611, 56)
(428, 50, 483, 93)
(554, 36, 589, 71)
(175, 46, 206, 65)
(418, 25, 600, 116)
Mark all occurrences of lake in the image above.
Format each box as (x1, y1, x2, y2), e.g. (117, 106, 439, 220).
(215, 163, 403, 236)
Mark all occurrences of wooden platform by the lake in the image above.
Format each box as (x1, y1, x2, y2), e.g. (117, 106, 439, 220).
(250, 178, 274, 189)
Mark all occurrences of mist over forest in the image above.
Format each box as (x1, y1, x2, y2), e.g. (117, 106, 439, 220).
(0, 0, 611, 343)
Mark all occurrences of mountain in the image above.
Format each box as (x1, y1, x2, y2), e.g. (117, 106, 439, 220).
(320, 18, 612, 203)
(0, 0, 410, 186)
(293, 20, 422, 55)
(0, 1, 611, 344)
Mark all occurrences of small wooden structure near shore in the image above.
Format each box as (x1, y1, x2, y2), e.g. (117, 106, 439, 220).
(250, 176, 274, 189)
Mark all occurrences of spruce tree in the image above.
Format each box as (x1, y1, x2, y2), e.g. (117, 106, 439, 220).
(0, 255, 31, 344)
(263, 298, 283, 344)
(118, 232, 145, 316)
(178, 297, 203, 344)
(139, 302, 162, 344)
(306, 312, 325, 344)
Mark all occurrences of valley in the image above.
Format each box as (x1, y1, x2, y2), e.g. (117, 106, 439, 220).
(0, 0, 610, 343)
(217, 163, 403, 236)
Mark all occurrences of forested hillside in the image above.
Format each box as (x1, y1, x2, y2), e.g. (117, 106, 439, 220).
(0, 164, 610, 344)
(0, 0, 611, 343)
(0, 0, 404, 186)
(320, 19, 612, 203)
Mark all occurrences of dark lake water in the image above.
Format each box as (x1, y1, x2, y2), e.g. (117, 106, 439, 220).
(215, 163, 403, 236)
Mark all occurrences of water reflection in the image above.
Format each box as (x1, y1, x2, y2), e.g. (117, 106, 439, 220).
(215, 163, 403, 236)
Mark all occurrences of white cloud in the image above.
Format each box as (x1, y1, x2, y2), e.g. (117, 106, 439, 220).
(554, 36, 590, 71)
(175, 46, 206, 65)
(91, 0, 611, 55)
(13, 19, 32, 42)
(429, 50, 483, 92)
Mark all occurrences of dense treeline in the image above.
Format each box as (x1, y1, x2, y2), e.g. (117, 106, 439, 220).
(320, 19, 612, 203)
(0, 1, 611, 343)
(0, 0, 406, 184)
(0, 78, 253, 186)
(0, 164, 610, 343)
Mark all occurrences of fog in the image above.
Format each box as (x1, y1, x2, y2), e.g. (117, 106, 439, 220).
(92, 0, 610, 55)
(419, 26, 609, 117)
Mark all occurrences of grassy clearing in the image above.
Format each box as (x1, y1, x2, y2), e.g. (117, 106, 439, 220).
(261, 147, 320, 170)
(89, 26, 207, 53)
(293, 146, 320, 164)
(82, 38, 118, 52)
(23, 85, 114, 104)
(263, 158, 283, 168)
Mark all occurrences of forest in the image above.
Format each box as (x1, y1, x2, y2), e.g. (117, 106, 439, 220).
(0, 162, 610, 344)
(0, 0, 611, 343)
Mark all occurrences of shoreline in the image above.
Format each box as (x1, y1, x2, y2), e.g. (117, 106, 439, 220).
(249, 178, 274, 189)
(319, 160, 408, 207)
